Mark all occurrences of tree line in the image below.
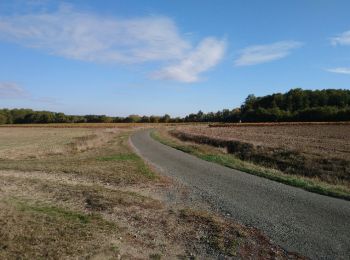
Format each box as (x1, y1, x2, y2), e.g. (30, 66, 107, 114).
(1, 88, 349, 124)
(0, 109, 179, 124)
(185, 88, 350, 122)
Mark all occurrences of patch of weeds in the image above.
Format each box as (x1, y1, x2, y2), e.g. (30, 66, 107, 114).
(14, 200, 89, 224)
(83, 188, 161, 211)
(10, 198, 115, 228)
(137, 160, 157, 180)
(110, 244, 120, 254)
(85, 194, 111, 211)
(176, 255, 196, 260)
(96, 153, 138, 161)
(149, 253, 162, 260)
(179, 209, 241, 257)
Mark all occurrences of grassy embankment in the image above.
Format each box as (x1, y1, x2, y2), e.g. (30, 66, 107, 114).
(151, 129, 350, 200)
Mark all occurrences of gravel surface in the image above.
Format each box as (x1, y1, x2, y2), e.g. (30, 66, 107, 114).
(130, 129, 350, 260)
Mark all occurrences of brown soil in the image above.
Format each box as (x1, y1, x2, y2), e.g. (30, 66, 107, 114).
(176, 125, 350, 160)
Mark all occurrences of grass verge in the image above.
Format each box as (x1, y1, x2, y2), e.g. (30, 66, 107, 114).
(151, 130, 350, 200)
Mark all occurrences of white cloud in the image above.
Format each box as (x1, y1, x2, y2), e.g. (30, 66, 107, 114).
(152, 38, 226, 83)
(0, 6, 225, 82)
(0, 82, 27, 98)
(326, 67, 350, 75)
(234, 41, 303, 66)
(330, 30, 350, 46)
(0, 7, 190, 63)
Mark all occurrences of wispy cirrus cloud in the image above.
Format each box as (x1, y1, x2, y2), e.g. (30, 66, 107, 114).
(234, 41, 303, 66)
(0, 82, 58, 104)
(0, 6, 225, 82)
(330, 30, 350, 46)
(152, 38, 226, 83)
(0, 82, 28, 99)
(0, 7, 190, 63)
(328, 31, 350, 76)
(326, 67, 350, 75)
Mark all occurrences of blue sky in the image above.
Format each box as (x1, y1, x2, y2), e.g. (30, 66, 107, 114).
(0, 0, 350, 116)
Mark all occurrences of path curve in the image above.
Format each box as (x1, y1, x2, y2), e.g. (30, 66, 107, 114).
(130, 129, 350, 259)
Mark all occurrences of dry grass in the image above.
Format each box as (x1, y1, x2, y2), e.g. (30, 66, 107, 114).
(0, 198, 118, 259)
(0, 127, 305, 259)
(0, 128, 118, 159)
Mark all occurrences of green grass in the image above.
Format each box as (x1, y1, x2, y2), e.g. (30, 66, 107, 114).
(96, 153, 138, 161)
(149, 253, 162, 260)
(151, 130, 350, 201)
(137, 160, 157, 179)
(9, 197, 115, 226)
(16, 201, 91, 223)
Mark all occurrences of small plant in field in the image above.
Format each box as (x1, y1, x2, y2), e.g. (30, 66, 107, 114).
(96, 153, 138, 161)
(149, 253, 162, 259)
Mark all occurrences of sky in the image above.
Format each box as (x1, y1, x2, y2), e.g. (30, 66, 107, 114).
(0, 0, 350, 117)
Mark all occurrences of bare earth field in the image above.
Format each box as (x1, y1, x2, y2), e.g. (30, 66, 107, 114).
(181, 124, 350, 161)
(0, 127, 303, 259)
(166, 124, 350, 198)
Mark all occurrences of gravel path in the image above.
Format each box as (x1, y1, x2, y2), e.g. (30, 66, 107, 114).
(130, 129, 350, 259)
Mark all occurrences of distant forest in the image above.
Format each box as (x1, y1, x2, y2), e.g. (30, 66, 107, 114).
(1, 88, 350, 124)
